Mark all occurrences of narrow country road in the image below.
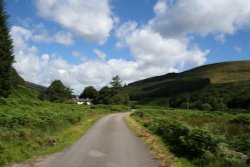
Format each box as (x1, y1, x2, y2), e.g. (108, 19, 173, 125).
(9, 113, 159, 167)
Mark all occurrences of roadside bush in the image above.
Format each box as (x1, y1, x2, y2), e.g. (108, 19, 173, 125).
(0, 142, 5, 165)
(229, 114, 250, 125)
(130, 107, 249, 166)
(154, 120, 190, 144)
(0, 142, 4, 155)
(192, 153, 249, 167)
(230, 134, 250, 156)
(179, 128, 221, 157)
(147, 118, 221, 158)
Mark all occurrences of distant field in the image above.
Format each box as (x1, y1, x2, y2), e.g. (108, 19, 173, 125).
(131, 106, 250, 167)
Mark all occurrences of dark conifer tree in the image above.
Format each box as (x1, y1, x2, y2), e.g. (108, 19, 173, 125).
(45, 80, 73, 102)
(0, 0, 14, 97)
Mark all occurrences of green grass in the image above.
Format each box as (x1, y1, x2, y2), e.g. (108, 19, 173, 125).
(131, 106, 250, 167)
(0, 85, 129, 166)
(176, 158, 196, 167)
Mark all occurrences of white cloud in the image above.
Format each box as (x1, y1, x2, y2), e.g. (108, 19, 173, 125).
(116, 23, 208, 72)
(34, 0, 114, 44)
(11, 25, 156, 94)
(115, 21, 138, 49)
(93, 49, 106, 61)
(115, 0, 250, 80)
(54, 31, 73, 46)
(72, 51, 88, 62)
(150, 0, 250, 38)
(11, 25, 185, 94)
(33, 31, 74, 46)
(31, 23, 74, 46)
(10, 26, 32, 51)
(215, 34, 226, 44)
(12, 0, 250, 95)
(154, 0, 167, 15)
(12, 23, 74, 47)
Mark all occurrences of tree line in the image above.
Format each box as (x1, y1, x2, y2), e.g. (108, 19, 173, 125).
(40, 75, 129, 105)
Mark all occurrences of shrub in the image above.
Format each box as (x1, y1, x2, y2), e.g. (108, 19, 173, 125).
(148, 119, 221, 158)
(229, 114, 250, 125)
(0, 142, 5, 154)
(179, 128, 221, 157)
(230, 134, 250, 156)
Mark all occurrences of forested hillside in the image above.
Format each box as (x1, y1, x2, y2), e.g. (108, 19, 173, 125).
(124, 61, 250, 111)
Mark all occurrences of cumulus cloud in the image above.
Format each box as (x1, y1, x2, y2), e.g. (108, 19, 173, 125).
(12, 24, 74, 46)
(11, 25, 160, 94)
(33, 30, 74, 46)
(34, 0, 114, 44)
(116, 22, 208, 72)
(150, 0, 250, 38)
(12, 0, 250, 94)
(30, 23, 74, 46)
(115, 0, 250, 76)
(72, 50, 88, 62)
(215, 34, 226, 44)
(93, 49, 107, 61)
(10, 26, 32, 51)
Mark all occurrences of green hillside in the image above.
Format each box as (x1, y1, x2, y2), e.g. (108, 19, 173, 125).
(125, 61, 250, 95)
(124, 61, 250, 110)
(128, 61, 250, 86)
(180, 61, 250, 84)
(26, 81, 47, 93)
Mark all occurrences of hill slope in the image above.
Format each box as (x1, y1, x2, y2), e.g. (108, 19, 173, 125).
(26, 81, 47, 93)
(124, 61, 250, 100)
(180, 61, 250, 84)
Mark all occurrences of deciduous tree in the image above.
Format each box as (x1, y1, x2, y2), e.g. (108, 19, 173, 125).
(79, 86, 97, 99)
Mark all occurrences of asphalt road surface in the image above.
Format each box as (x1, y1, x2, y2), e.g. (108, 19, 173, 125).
(43, 113, 159, 167)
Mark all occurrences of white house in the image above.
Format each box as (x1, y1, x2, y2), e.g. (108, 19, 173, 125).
(73, 96, 93, 105)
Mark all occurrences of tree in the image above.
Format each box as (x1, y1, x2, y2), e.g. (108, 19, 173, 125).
(45, 80, 72, 102)
(111, 92, 129, 105)
(95, 86, 113, 104)
(79, 86, 97, 99)
(95, 76, 130, 105)
(110, 75, 122, 90)
(0, 0, 14, 97)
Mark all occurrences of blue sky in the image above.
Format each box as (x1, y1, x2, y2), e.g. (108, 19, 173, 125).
(5, 0, 250, 93)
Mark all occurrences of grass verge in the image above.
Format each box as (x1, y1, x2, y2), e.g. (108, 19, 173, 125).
(2, 112, 108, 166)
(124, 114, 177, 167)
